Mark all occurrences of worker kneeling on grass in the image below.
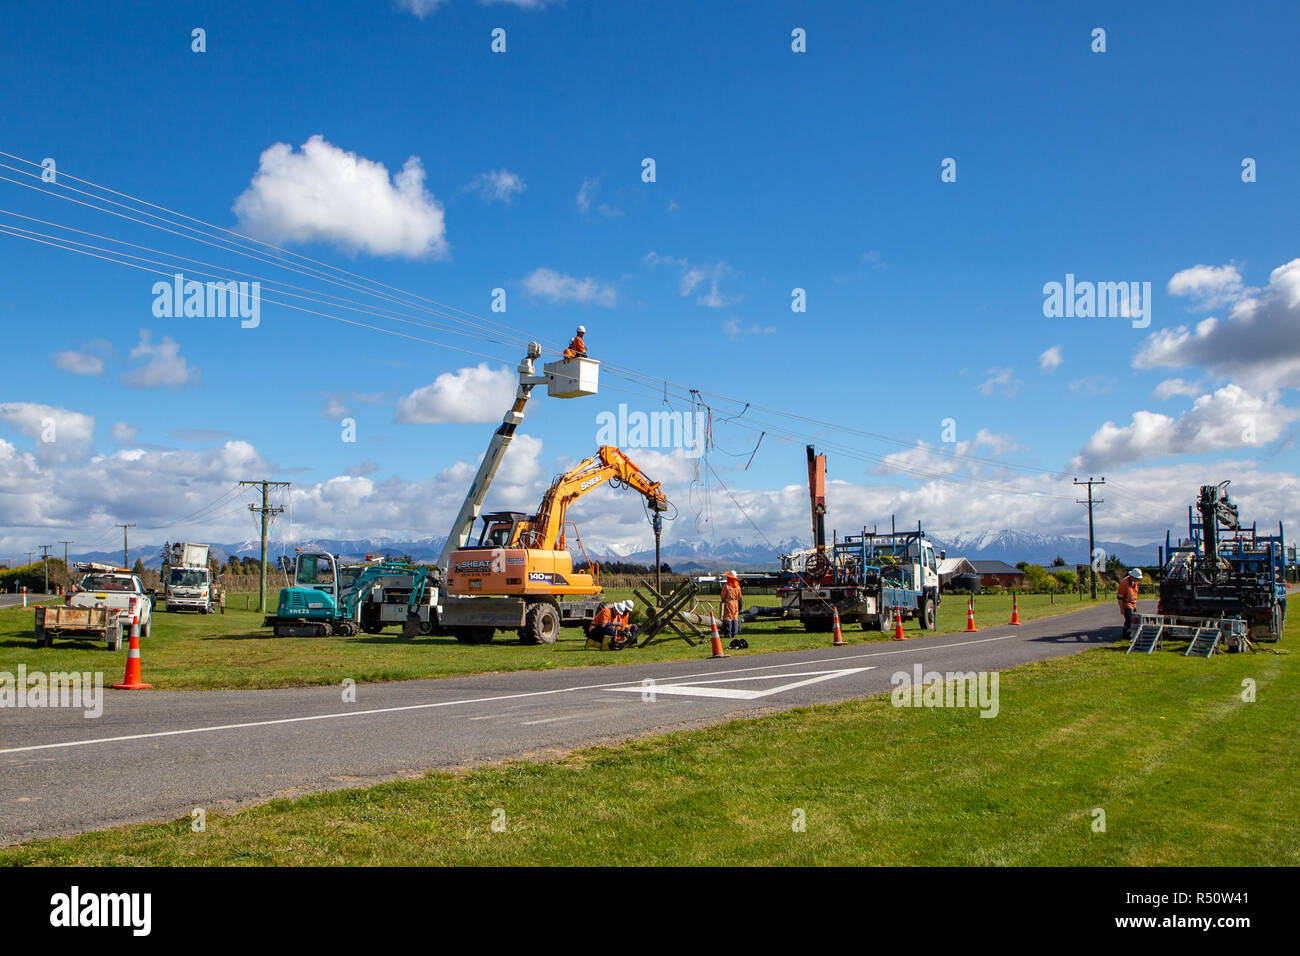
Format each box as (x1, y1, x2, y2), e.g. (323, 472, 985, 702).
(613, 600, 639, 646)
(586, 600, 635, 650)
(720, 571, 742, 643)
(1117, 567, 1141, 636)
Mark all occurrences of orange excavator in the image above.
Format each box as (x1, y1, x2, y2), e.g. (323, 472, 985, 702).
(442, 446, 669, 643)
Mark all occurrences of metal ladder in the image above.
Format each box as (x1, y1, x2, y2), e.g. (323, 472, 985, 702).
(1127, 621, 1162, 654)
(1185, 626, 1221, 658)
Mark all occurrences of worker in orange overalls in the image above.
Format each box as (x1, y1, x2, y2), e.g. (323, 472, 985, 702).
(563, 325, 587, 359)
(613, 600, 638, 647)
(720, 571, 742, 643)
(587, 601, 615, 649)
(1117, 567, 1142, 636)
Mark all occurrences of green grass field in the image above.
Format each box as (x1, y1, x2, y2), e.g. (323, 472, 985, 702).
(4, 616, 1293, 865)
(0, 590, 1106, 690)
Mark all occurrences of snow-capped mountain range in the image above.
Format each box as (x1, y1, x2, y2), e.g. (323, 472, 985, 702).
(66, 530, 1160, 572)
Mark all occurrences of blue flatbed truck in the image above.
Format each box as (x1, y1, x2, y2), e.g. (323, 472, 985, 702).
(1158, 482, 1287, 646)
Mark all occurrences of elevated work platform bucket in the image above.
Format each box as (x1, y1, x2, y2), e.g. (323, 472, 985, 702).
(543, 357, 599, 398)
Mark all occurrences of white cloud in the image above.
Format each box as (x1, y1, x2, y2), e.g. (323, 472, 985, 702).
(521, 267, 617, 307)
(121, 330, 197, 389)
(1069, 384, 1298, 470)
(576, 178, 621, 218)
(0, 402, 95, 464)
(645, 252, 737, 307)
(5, 398, 1300, 560)
(1166, 263, 1248, 308)
(879, 429, 1022, 478)
(467, 168, 526, 203)
(111, 422, 140, 445)
(977, 367, 1021, 398)
(722, 318, 775, 340)
(396, 0, 449, 16)
(395, 363, 517, 424)
(1137, 258, 1300, 389)
(320, 394, 350, 420)
(51, 351, 101, 376)
(398, 1, 561, 20)
(1152, 378, 1201, 400)
(1068, 376, 1113, 397)
(233, 135, 448, 259)
(1038, 345, 1062, 371)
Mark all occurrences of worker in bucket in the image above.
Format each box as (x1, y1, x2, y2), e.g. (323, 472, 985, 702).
(1117, 567, 1142, 636)
(564, 325, 587, 358)
(720, 571, 742, 643)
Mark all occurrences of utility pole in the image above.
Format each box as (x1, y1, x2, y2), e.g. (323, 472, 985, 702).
(39, 545, 51, 595)
(59, 540, 73, 576)
(1074, 477, 1106, 599)
(116, 523, 136, 568)
(240, 480, 290, 612)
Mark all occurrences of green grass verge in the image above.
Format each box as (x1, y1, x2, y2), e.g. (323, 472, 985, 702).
(4, 618, 1294, 865)
(0, 590, 1108, 690)
(0, 590, 1106, 690)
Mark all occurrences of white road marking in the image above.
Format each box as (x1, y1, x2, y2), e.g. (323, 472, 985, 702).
(0, 615, 1107, 756)
(609, 667, 872, 700)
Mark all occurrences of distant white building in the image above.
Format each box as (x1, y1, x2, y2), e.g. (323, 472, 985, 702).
(938, 557, 977, 587)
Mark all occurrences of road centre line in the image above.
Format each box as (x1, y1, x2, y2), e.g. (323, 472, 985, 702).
(0, 621, 1093, 756)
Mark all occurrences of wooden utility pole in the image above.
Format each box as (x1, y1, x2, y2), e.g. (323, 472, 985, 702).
(39, 544, 51, 594)
(59, 540, 73, 570)
(1074, 477, 1106, 599)
(240, 480, 290, 613)
(116, 523, 136, 568)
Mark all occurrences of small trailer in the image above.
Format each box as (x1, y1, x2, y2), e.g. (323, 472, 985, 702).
(33, 605, 125, 650)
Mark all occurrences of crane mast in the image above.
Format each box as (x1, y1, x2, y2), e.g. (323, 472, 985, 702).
(435, 342, 547, 571)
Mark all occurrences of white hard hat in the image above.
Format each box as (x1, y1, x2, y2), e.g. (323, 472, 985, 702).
(576, 325, 586, 334)
(1129, 568, 1143, 579)
(621, 600, 633, 613)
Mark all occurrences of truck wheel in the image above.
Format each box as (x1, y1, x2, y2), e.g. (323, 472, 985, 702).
(919, 597, 935, 630)
(521, 603, 561, 645)
(143, 619, 152, 639)
(455, 627, 495, 645)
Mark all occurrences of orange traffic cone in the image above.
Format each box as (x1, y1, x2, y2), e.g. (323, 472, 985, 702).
(831, 606, 846, 646)
(114, 616, 152, 690)
(892, 605, 908, 641)
(1009, 594, 1022, 626)
(709, 614, 729, 659)
(964, 599, 979, 632)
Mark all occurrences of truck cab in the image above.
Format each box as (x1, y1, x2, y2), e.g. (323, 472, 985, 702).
(68, 565, 153, 637)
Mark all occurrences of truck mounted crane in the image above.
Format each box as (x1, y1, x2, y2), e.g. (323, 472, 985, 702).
(437, 445, 670, 644)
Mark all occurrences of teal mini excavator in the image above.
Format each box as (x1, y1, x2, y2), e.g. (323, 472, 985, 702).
(263, 550, 433, 637)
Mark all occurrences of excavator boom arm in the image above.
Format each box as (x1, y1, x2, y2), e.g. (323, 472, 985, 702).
(519, 445, 668, 551)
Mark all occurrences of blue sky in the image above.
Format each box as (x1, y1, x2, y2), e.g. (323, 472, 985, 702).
(2, 0, 1298, 560)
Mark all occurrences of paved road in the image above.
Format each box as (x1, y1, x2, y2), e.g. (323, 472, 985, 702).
(0, 600, 1131, 844)
(0, 593, 51, 610)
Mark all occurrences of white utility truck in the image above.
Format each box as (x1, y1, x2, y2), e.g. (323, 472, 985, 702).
(35, 563, 153, 649)
(163, 542, 222, 613)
